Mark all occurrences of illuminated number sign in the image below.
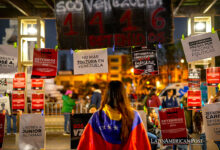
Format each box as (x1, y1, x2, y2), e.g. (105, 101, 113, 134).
(55, 0, 172, 49)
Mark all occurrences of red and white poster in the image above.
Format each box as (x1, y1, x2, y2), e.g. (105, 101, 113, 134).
(12, 91, 25, 112)
(31, 79, 44, 90)
(159, 107, 187, 141)
(206, 67, 220, 86)
(13, 72, 25, 90)
(32, 91, 44, 112)
(187, 90, 202, 110)
(31, 48, 58, 79)
(188, 69, 201, 88)
(0, 114, 5, 149)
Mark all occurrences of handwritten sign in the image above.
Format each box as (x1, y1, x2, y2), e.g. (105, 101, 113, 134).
(187, 90, 201, 110)
(188, 69, 201, 88)
(74, 49, 108, 75)
(181, 33, 220, 62)
(55, 0, 172, 49)
(132, 47, 158, 75)
(206, 67, 220, 86)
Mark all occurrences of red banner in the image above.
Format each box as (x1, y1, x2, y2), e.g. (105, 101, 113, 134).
(32, 49, 58, 79)
(12, 91, 25, 112)
(32, 92, 44, 112)
(31, 79, 44, 90)
(187, 90, 201, 110)
(206, 67, 220, 86)
(13, 72, 25, 90)
(0, 114, 5, 148)
(159, 107, 187, 140)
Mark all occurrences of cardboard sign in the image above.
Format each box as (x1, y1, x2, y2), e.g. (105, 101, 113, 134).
(132, 47, 159, 75)
(181, 33, 220, 62)
(71, 113, 92, 149)
(55, 0, 172, 49)
(206, 67, 220, 86)
(74, 49, 108, 75)
(188, 69, 201, 88)
(13, 73, 26, 90)
(12, 91, 25, 112)
(19, 114, 45, 150)
(0, 96, 11, 115)
(202, 103, 220, 141)
(0, 79, 7, 94)
(32, 91, 44, 112)
(31, 79, 44, 90)
(0, 114, 5, 148)
(32, 48, 58, 79)
(159, 107, 187, 140)
(187, 90, 201, 110)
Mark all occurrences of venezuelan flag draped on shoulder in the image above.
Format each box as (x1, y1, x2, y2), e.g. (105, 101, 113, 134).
(78, 105, 151, 150)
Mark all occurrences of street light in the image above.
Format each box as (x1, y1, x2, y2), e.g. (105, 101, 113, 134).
(130, 68, 134, 74)
(180, 58, 185, 64)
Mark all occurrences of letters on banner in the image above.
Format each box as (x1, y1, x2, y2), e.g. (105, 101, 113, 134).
(159, 107, 187, 141)
(188, 69, 201, 88)
(202, 103, 220, 141)
(181, 32, 220, 62)
(12, 91, 25, 113)
(13, 73, 26, 90)
(19, 114, 45, 150)
(32, 91, 44, 112)
(187, 90, 201, 110)
(74, 49, 108, 75)
(32, 48, 58, 79)
(206, 67, 220, 86)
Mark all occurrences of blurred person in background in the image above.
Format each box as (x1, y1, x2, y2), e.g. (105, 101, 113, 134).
(162, 89, 178, 108)
(78, 81, 151, 150)
(143, 87, 161, 108)
(90, 84, 102, 109)
(88, 104, 97, 114)
(62, 90, 76, 135)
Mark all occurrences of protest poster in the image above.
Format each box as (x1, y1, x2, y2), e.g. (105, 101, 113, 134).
(31, 79, 44, 90)
(181, 32, 220, 62)
(132, 47, 159, 75)
(12, 91, 25, 112)
(159, 107, 187, 140)
(13, 73, 25, 90)
(0, 79, 7, 94)
(32, 48, 58, 79)
(202, 103, 220, 141)
(55, 0, 172, 49)
(188, 69, 201, 88)
(70, 113, 92, 149)
(32, 91, 44, 112)
(206, 67, 220, 86)
(0, 45, 17, 75)
(0, 96, 11, 115)
(74, 49, 108, 75)
(0, 114, 5, 149)
(19, 114, 45, 150)
(187, 90, 201, 110)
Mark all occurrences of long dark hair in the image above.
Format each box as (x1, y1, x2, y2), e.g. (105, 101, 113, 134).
(99, 81, 134, 142)
(193, 111, 203, 134)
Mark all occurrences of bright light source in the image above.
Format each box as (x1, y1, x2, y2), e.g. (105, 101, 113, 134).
(130, 68, 134, 73)
(156, 81, 160, 87)
(180, 58, 185, 64)
(146, 81, 150, 85)
(27, 27, 37, 35)
(195, 22, 206, 32)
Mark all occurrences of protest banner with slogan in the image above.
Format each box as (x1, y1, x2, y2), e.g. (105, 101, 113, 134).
(187, 90, 201, 110)
(0, 114, 5, 149)
(202, 103, 220, 141)
(181, 33, 220, 62)
(13, 73, 25, 90)
(159, 107, 187, 140)
(55, 0, 172, 49)
(32, 48, 58, 79)
(19, 114, 45, 150)
(206, 67, 220, 86)
(31, 79, 44, 90)
(0, 96, 11, 115)
(0, 79, 7, 94)
(0, 45, 17, 76)
(188, 69, 201, 88)
(132, 47, 159, 75)
(74, 49, 108, 75)
(12, 91, 25, 112)
(32, 91, 44, 112)
(71, 113, 92, 149)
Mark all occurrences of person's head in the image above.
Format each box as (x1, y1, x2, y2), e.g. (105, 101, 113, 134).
(91, 84, 99, 92)
(148, 108, 155, 117)
(146, 87, 151, 95)
(167, 89, 173, 97)
(89, 105, 97, 113)
(150, 87, 156, 96)
(99, 81, 134, 142)
(65, 90, 72, 98)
